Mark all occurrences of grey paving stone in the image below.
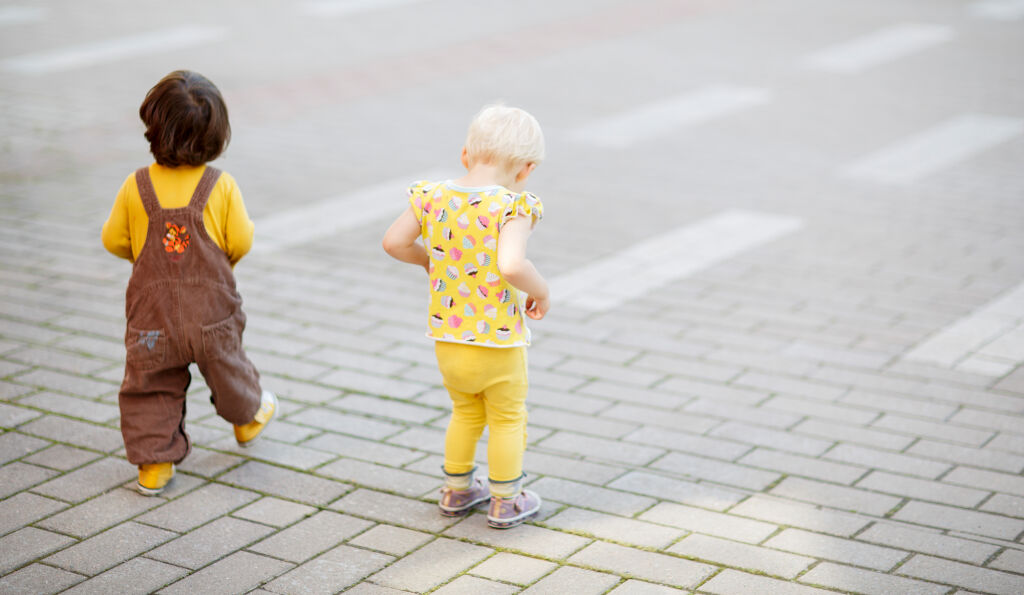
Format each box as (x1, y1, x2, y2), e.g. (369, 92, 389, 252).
(981, 493, 1024, 518)
(668, 534, 814, 579)
(607, 580, 688, 594)
(317, 457, 440, 497)
(537, 431, 665, 466)
(319, 368, 429, 399)
(348, 524, 432, 556)
(0, 526, 76, 574)
(762, 394, 880, 425)
(856, 470, 989, 507)
(898, 555, 1024, 595)
(572, 540, 717, 588)
(19, 415, 123, 452)
(519, 566, 620, 594)
(176, 447, 243, 477)
(44, 521, 176, 576)
(157, 550, 293, 594)
(799, 562, 948, 595)
(839, 389, 957, 420)
(0, 402, 43, 428)
(369, 537, 491, 593)
(792, 419, 915, 451)
(824, 443, 952, 479)
(950, 408, 1024, 435)
(766, 528, 909, 571)
(469, 552, 557, 586)
(544, 507, 684, 549)
(146, 516, 274, 569)
(334, 394, 445, 424)
(287, 407, 404, 440)
(209, 435, 337, 470)
(0, 461, 58, 498)
(874, 413, 995, 447)
(263, 544, 394, 595)
(606, 404, 719, 436)
(301, 432, 424, 466)
(739, 448, 866, 484)
(385, 426, 448, 455)
(530, 477, 655, 516)
(532, 405, 638, 438)
(894, 501, 1024, 540)
(523, 450, 625, 485)
(332, 488, 459, 533)
(0, 563, 85, 594)
(249, 510, 373, 563)
(607, 471, 746, 512)
(432, 575, 519, 595)
(344, 582, 417, 594)
(35, 488, 161, 538)
(0, 491, 67, 536)
(770, 476, 902, 516)
(622, 425, 751, 461)
(685, 398, 802, 429)
(232, 496, 317, 528)
(989, 548, 1024, 573)
(910, 439, 1024, 473)
(556, 357, 665, 387)
(698, 569, 834, 595)
(639, 502, 777, 544)
(61, 557, 190, 595)
(137, 482, 260, 532)
(219, 461, 350, 506)
(944, 466, 1024, 497)
(0, 431, 51, 464)
(732, 372, 846, 402)
(855, 523, 999, 565)
(13, 368, 117, 398)
(650, 451, 780, 491)
(21, 443, 102, 471)
(443, 517, 590, 560)
(31, 456, 133, 503)
(578, 380, 691, 409)
(18, 392, 120, 423)
(710, 422, 834, 456)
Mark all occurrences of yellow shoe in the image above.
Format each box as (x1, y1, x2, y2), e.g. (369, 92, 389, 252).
(137, 462, 174, 496)
(234, 390, 278, 448)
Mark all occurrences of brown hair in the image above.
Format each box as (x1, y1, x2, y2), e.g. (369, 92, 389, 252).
(139, 70, 230, 167)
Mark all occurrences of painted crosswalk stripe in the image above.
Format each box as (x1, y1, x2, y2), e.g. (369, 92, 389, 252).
(800, 24, 954, 73)
(903, 282, 1024, 377)
(550, 210, 803, 312)
(841, 114, 1024, 184)
(253, 173, 445, 254)
(570, 85, 771, 149)
(969, 0, 1024, 20)
(1, 25, 226, 75)
(0, 6, 46, 26)
(303, 0, 426, 16)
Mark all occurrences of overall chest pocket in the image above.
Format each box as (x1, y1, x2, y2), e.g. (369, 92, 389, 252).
(126, 326, 167, 370)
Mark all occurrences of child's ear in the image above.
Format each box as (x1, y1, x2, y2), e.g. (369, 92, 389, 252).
(461, 147, 470, 170)
(516, 162, 537, 183)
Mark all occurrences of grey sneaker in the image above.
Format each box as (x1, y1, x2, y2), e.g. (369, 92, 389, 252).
(439, 478, 490, 517)
(487, 489, 541, 529)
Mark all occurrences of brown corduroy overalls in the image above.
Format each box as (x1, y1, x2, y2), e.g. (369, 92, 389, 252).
(119, 166, 261, 465)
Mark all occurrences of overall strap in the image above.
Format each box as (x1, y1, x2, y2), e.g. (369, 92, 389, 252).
(188, 166, 222, 212)
(134, 167, 162, 217)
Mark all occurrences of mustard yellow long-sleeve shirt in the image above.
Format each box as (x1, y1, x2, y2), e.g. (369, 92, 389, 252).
(101, 164, 254, 266)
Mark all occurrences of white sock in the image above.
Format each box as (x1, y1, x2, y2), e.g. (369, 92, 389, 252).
(444, 469, 473, 491)
(489, 479, 522, 499)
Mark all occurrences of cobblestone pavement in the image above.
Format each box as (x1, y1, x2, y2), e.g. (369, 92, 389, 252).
(3, 0, 1024, 593)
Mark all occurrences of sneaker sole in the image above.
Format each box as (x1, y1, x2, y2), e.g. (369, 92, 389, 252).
(438, 495, 490, 516)
(136, 480, 165, 497)
(487, 508, 539, 529)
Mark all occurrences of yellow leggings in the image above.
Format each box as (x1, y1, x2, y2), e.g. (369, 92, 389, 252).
(435, 341, 528, 483)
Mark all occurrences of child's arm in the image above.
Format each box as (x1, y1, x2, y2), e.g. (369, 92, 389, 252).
(222, 175, 255, 266)
(101, 180, 134, 261)
(382, 206, 429, 273)
(497, 215, 549, 320)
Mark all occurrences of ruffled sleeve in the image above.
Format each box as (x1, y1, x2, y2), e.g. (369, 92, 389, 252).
(499, 191, 543, 227)
(406, 180, 436, 223)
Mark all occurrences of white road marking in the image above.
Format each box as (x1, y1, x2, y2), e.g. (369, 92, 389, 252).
(570, 85, 771, 149)
(0, 6, 46, 26)
(800, 24, 954, 73)
(303, 0, 426, 17)
(903, 282, 1024, 377)
(1, 25, 226, 75)
(969, 0, 1024, 20)
(842, 114, 1024, 184)
(550, 210, 804, 312)
(252, 173, 446, 254)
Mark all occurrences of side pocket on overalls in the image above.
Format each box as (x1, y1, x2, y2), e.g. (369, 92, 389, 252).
(201, 314, 241, 361)
(126, 326, 167, 370)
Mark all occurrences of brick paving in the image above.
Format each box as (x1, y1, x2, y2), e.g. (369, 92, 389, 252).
(2, 0, 1024, 593)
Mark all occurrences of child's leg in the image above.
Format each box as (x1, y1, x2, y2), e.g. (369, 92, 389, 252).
(195, 312, 262, 426)
(435, 342, 488, 478)
(119, 365, 193, 465)
(480, 350, 529, 495)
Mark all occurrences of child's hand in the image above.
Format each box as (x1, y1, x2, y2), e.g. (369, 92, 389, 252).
(525, 295, 550, 320)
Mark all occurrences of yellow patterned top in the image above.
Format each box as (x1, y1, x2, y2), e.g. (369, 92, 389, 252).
(409, 180, 543, 347)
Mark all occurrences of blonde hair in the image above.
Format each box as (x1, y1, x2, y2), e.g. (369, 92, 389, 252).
(464, 104, 545, 169)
